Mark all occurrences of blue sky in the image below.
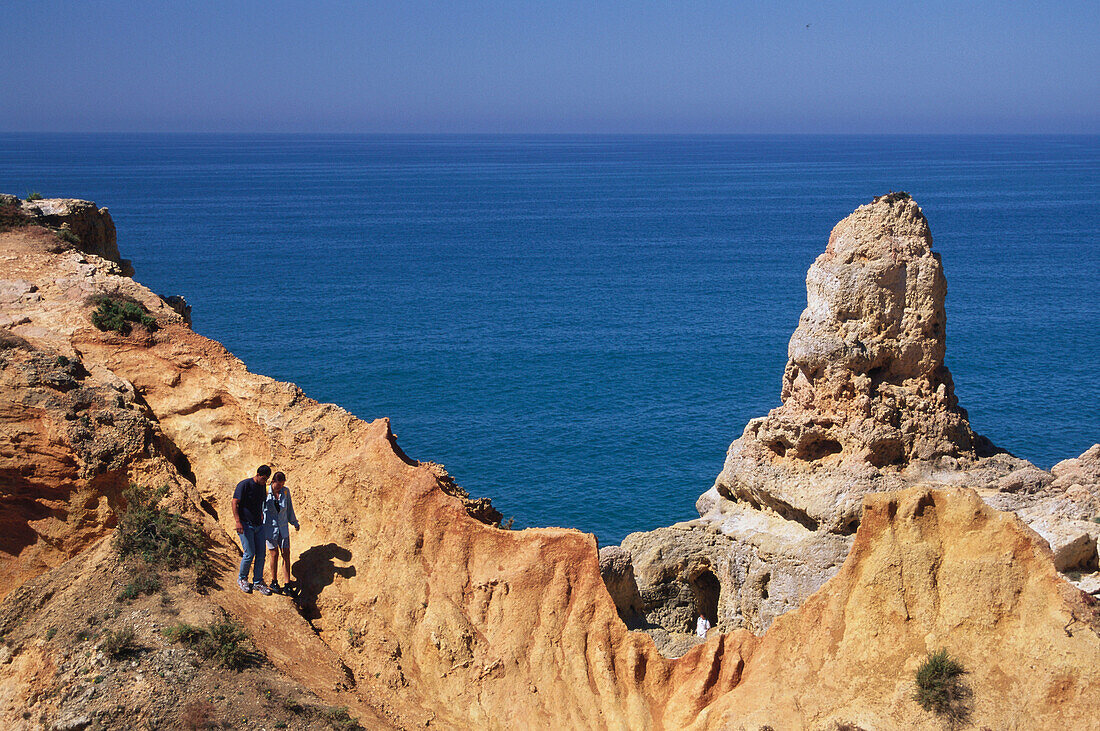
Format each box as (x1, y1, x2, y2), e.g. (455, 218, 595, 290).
(2, 1, 1097, 133)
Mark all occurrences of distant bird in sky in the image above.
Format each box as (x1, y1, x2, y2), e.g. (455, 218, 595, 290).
(805, 23, 811, 29)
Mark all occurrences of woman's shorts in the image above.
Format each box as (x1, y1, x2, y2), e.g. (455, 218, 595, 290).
(261, 525, 288, 547)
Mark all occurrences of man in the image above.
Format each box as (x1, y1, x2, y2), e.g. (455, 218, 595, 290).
(233, 464, 273, 595)
(696, 610, 711, 638)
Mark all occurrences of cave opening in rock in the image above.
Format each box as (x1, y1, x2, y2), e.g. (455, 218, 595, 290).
(691, 570, 720, 628)
(801, 437, 842, 461)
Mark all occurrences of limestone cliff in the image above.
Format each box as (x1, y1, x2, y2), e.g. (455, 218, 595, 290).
(713, 192, 1026, 534)
(7, 195, 131, 275)
(2, 197, 1099, 729)
(611, 194, 1098, 649)
(707, 486, 1100, 729)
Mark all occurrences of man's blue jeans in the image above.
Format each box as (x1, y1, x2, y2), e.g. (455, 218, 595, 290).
(238, 524, 265, 583)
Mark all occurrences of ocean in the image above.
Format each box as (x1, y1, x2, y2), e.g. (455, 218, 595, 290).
(1, 134, 1097, 545)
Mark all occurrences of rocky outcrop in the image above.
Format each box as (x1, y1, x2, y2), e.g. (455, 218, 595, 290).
(714, 192, 1027, 534)
(0, 344, 150, 599)
(3, 196, 1099, 729)
(1014, 445, 1100, 574)
(19, 197, 132, 275)
(0, 221, 194, 598)
(612, 194, 1097, 645)
(597, 545, 645, 623)
(706, 486, 1100, 729)
(615, 504, 850, 651)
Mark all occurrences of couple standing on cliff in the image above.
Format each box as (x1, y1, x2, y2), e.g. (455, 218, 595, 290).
(232, 464, 301, 596)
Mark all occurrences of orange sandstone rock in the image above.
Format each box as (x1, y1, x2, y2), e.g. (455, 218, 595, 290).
(2, 202, 1099, 729)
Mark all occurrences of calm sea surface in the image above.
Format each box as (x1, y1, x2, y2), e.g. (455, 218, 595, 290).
(1, 135, 1097, 544)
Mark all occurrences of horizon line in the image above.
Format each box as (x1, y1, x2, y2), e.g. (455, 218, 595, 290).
(3, 130, 1099, 137)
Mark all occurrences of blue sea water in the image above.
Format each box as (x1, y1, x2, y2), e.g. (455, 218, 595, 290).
(1, 134, 1097, 545)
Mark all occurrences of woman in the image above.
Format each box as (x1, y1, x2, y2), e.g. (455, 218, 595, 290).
(262, 471, 300, 594)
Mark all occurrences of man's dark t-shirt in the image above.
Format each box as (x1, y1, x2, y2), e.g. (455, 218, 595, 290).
(234, 478, 266, 527)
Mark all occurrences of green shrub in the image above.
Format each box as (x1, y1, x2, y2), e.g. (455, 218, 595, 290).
(320, 707, 361, 730)
(56, 228, 81, 245)
(0, 196, 29, 231)
(116, 566, 162, 601)
(874, 191, 911, 205)
(91, 297, 157, 335)
(45, 627, 57, 640)
(113, 484, 208, 581)
(161, 622, 207, 644)
(201, 619, 252, 671)
(103, 627, 139, 658)
(913, 648, 968, 718)
(26, 191, 43, 201)
(162, 617, 254, 671)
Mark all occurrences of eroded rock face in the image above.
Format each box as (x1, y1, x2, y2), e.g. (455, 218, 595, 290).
(20, 198, 131, 274)
(0, 240, 178, 598)
(620, 503, 851, 647)
(613, 195, 1095, 645)
(3, 196, 1099, 729)
(597, 545, 645, 624)
(716, 193, 1025, 533)
(707, 487, 1100, 730)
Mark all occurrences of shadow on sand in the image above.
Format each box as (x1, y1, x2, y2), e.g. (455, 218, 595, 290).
(291, 542, 356, 620)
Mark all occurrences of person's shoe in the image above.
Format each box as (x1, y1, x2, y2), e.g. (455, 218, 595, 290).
(238, 577, 252, 594)
(253, 581, 273, 596)
(270, 581, 282, 595)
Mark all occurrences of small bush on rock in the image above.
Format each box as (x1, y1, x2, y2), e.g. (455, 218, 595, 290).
(0, 195, 29, 231)
(320, 706, 361, 730)
(161, 622, 207, 644)
(91, 296, 157, 335)
(914, 648, 969, 719)
(162, 617, 255, 671)
(55, 227, 81, 245)
(103, 627, 139, 658)
(873, 191, 912, 205)
(113, 484, 208, 580)
(26, 191, 43, 201)
(202, 618, 252, 671)
(117, 563, 162, 602)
